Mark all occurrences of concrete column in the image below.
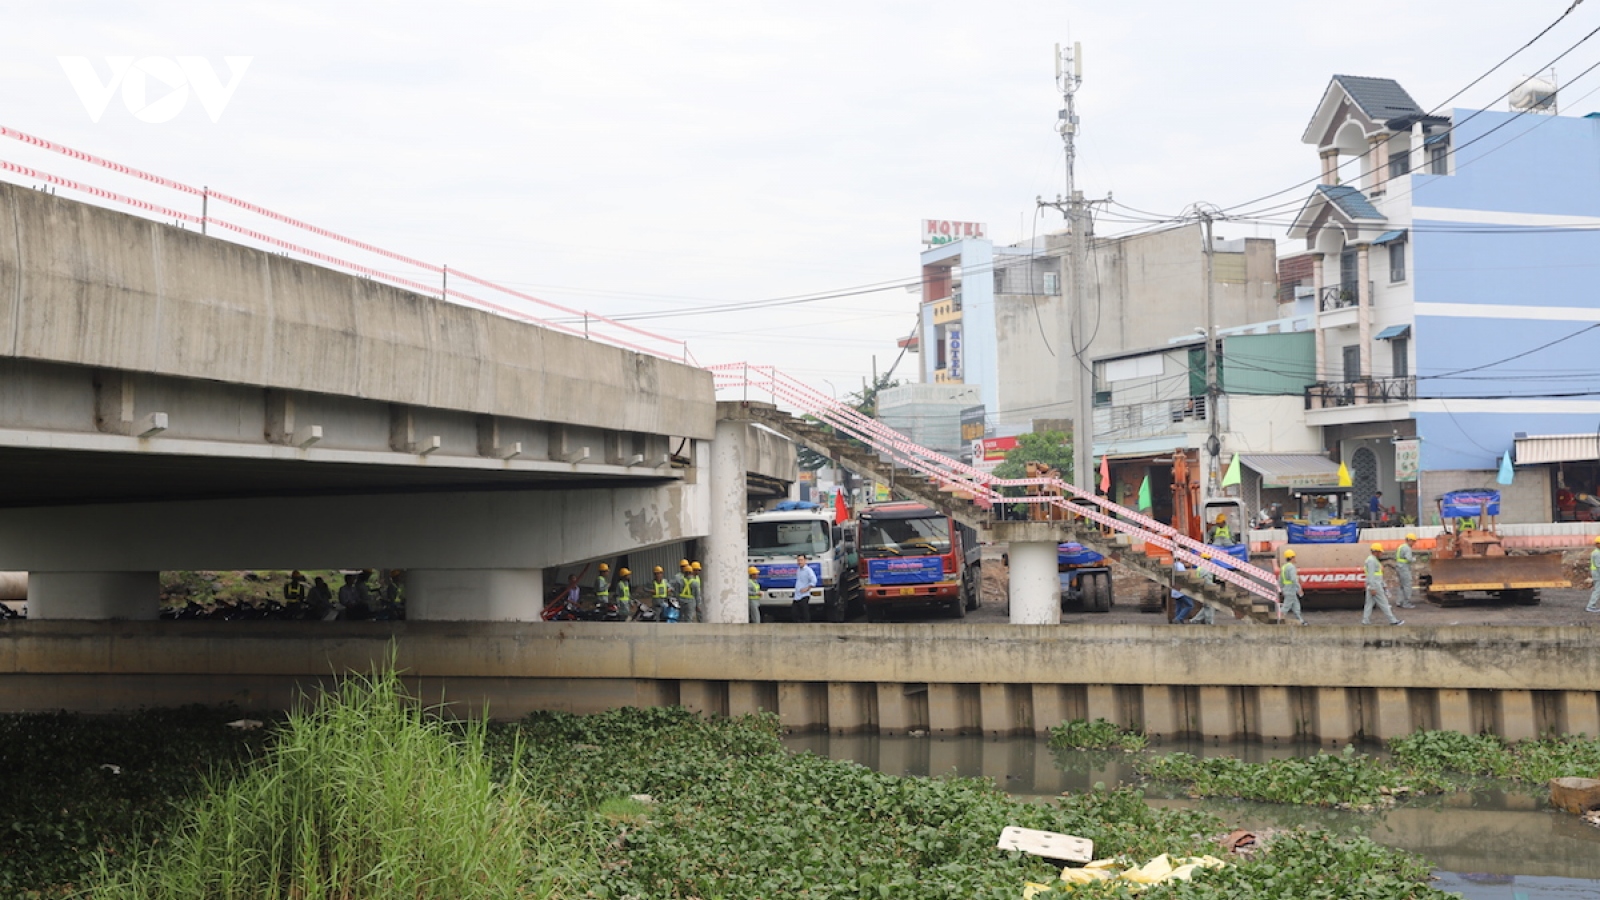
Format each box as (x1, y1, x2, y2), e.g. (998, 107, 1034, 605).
(706, 417, 749, 623)
(406, 569, 542, 621)
(1008, 541, 1060, 625)
(28, 571, 159, 619)
(1257, 686, 1297, 742)
(1373, 687, 1412, 741)
(1319, 148, 1340, 185)
(1501, 690, 1538, 742)
(1438, 688, 1474, 734)
(1565, 691, 1600, 737)
(1356, 245, 1372, 379)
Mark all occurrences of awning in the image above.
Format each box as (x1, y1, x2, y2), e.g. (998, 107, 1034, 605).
(1239, 453, 1343, 489)
(1372, 229, 1408, 245)
(1374, 324, 1411, 340)
(1514, 433, 1600, 465)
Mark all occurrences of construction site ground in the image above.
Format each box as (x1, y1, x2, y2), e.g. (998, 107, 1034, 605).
(863, 546, 1600, 628)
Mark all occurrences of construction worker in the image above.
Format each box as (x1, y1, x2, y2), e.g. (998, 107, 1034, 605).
(1208, 514, 1233, 546)
(595, 563, 611, 609)
(1170, 557, 1196, 624)
(1394, 534, 1418, 609)
(650, 566, 671, 621)
(615, 567, 633, 620)
(1280, 549, 1307, 625)
(687, 561, 704, 623)
(1363, 543, 1404, 626)
(1587, 536, 1600, 613)
(283, 570, 307, 607)
(669, 560, 689, 609)
(1190, 552, 1216, 625)
(748, 566, 763, 623)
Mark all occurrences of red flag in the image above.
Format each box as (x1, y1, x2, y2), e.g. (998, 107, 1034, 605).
(834, 489, 850, 524)
(1099, 455, 1111, 494)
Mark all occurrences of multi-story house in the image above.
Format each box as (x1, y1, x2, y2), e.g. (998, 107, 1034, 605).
(1289, 74, 1600, 523)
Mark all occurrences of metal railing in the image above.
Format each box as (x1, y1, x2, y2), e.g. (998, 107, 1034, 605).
(1092, 396, 1209, 442)
(712, 363, 1281, 607)
(1317, 281, 1375, 312)
(1305, 376, 1416, 409)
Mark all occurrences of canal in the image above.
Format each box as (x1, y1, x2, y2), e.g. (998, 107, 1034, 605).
(784, 733, 1600, 899)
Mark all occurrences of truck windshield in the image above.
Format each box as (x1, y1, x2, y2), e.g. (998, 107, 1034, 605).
(858, 516, 950, 558)
(748, 520, 829, 558)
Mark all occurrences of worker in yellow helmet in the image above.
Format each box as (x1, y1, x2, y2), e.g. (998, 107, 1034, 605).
(685, 561, 703, 623)
(1208, 513, 1233, 546)
(1190, 552, 1216, 625)
(594, 563, 611, 610)
(1279, 549, 1306, 625)
(1363, 543, 1404, 626)
(649, 566, 670, 621)
(615, 567, 633, 620)
(1587, 536, 1600, 613)
(1394, 534, 1418, 609)
(747, 566, 763, 623)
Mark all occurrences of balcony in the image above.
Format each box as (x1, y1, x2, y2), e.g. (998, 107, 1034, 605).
(1304, 376, 1415, 410)
(1093, 396, 1209, 443)
(931, 292, 963, 325)
(1318, 281, 1375, 312)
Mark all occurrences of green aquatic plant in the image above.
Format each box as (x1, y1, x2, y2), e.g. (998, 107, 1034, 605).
(1048, 718, 1150, 752)
(1135, 745, 1450, 810)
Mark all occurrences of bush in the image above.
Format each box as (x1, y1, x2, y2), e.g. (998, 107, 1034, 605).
(89, 667, 534, 900)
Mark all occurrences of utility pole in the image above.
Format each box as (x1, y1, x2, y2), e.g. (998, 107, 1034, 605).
(1200, 209, 1220, 496)
(1038, 42, 1095, 492)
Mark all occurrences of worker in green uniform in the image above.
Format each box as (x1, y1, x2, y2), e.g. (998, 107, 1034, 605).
(1587, 536, 1600, 613)
(1394, 534, 1418, 609)
(688, 561, 704, 623)
(1208, 514, 1233, 546)
(747, 566, 763, 623)
(594, 563, 611, 609)
(1190, 552, 1216, 625)
(1363, 543, 1404, 626)
(614, 567, 633, 620)
(1280, 549, 1307, 625)
(650, 566, 671, 621)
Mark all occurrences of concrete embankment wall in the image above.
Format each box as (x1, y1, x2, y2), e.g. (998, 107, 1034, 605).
(3, 622, 1597, 744)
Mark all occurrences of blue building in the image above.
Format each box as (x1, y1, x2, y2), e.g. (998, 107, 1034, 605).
(1289, 75, 1600, 523)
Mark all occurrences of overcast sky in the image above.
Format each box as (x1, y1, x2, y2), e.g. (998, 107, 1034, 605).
(1, 0, 1592, 398)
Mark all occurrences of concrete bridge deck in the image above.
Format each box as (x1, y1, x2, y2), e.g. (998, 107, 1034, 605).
(6, 622, 1596, 745)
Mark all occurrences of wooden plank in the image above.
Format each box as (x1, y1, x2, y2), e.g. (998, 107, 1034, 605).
(996, 826, 1093, 863)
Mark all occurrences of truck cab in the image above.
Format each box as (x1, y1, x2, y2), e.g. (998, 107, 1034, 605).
(856, 501, 977, 621)
(747, 507, 847, 622)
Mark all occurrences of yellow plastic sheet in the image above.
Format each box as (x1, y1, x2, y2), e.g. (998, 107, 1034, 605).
(1023, 853, 1228, 895)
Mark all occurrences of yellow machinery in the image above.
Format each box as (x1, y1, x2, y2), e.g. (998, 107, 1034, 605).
(1423, 490, 1568, 605)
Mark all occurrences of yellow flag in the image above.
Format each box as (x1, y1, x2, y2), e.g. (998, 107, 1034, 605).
(1337, 462, 1352, 487)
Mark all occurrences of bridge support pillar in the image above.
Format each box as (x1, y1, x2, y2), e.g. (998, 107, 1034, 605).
(706, 417, 750, 623)
(405, 569, 543, 621)
(1007, 540, 1061, 625)
(29, 571, 159, 619)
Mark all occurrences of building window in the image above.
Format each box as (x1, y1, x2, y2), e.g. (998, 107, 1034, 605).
(1389, 241, 1406, 283)
(1392, 337, 1409, 378)
(1429, 144, 1448, 175)
(1388, 152, 1411, 179)
(1042, 271, 1060, 295)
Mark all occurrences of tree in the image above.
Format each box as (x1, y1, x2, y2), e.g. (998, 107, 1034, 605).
(991, 430, 1074, 482)
(990, 431, 1074, 517)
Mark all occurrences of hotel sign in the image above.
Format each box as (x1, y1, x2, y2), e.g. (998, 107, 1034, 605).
(922, 219, 987, 245)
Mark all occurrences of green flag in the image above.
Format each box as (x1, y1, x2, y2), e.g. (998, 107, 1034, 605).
(1137, 474, 1152, 510)
(1221, 453, 1242, 488)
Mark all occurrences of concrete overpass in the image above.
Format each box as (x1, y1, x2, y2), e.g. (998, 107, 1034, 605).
(0, 181, 790, 620)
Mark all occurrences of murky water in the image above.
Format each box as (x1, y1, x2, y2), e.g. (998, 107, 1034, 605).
(783, 733, 1600, 899)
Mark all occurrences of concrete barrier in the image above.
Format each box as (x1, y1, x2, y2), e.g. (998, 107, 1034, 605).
(1, 621, 1596, 744)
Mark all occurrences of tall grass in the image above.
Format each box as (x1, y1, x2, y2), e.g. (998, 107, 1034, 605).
(89, 667, 534, 899)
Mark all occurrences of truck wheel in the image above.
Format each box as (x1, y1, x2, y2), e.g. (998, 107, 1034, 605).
(826, 596, 847, 623)
(1087, 573, 1111, 613)
(964, 569, 980, 611)
(948, 591, 968, 619)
